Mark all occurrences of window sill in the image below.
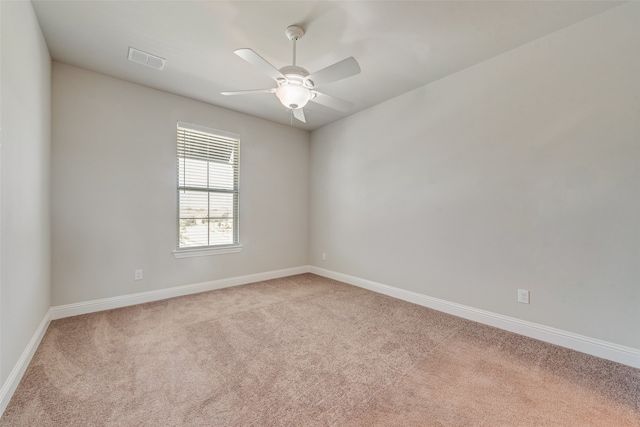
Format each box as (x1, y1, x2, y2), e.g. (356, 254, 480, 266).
(173, 245, 243, 258)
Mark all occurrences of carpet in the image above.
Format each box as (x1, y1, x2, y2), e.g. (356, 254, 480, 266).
(1, 273, 638, 426)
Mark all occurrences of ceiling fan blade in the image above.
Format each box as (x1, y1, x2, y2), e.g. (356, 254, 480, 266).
(293, 108, 306, 123)
(221, 88, 276, 96)
(310, 91, 353, 112)
(306, 57, 360, 88)
(234, 48, 285, 82)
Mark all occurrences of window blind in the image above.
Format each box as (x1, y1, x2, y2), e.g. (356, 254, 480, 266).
(177, 122, 239, 249)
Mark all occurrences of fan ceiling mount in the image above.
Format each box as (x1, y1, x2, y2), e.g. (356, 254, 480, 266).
(221, 25, 361, 124)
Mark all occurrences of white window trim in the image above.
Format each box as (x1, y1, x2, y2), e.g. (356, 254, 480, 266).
(173, 244, 243, 258)
(176, 121, 240, 251)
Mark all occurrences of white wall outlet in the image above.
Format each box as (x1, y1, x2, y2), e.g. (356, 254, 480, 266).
(322, 252, 327, 261)
(134, 269, 143, 281)
(517, 289, 530, 304)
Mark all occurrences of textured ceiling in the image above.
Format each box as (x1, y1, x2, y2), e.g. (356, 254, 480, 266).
(32, 1, 623, 130)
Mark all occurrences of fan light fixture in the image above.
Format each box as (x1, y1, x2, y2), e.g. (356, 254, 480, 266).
(275, 83, 311, 109)
(221, 24, 361, 124)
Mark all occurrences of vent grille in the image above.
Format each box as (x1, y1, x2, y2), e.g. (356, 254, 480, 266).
(128, 47, 166, 70)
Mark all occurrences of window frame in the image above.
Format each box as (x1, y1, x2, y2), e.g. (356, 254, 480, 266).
(173, 121, 242, 258)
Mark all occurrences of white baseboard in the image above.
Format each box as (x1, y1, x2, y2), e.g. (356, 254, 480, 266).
(0, 308, 52, 415)
(310, 266, 640, 369)
(51, 266, 310, 320)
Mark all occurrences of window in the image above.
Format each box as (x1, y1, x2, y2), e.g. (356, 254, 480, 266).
(175, 122, 240, 256)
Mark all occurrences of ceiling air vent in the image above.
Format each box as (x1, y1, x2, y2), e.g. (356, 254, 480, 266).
(128, 47, 166, 70)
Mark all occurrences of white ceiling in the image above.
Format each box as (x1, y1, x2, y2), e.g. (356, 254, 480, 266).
(31, 0, 622, 131)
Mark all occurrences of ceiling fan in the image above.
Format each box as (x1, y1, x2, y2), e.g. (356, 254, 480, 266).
(221, 25, 361, 123)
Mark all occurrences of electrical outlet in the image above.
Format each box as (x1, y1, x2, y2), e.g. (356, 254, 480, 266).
(517, 289, 530, 304)
(134, 269, 143, 281)
(322, 252, 327, 261)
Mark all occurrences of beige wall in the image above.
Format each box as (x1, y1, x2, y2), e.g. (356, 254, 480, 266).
(51, 63, 309, 306)
(310, 3, 640, 348)
(0, 1, 52, 384)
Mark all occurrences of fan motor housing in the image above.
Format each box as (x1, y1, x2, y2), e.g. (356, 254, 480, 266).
(279, 65, 309, 78)
(279, 65, 314, 89)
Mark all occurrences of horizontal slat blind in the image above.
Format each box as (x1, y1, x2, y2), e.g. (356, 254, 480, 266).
(177, 122, 239, 249)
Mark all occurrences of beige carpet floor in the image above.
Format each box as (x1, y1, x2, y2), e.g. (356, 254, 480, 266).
(1, 273, 638, 426)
